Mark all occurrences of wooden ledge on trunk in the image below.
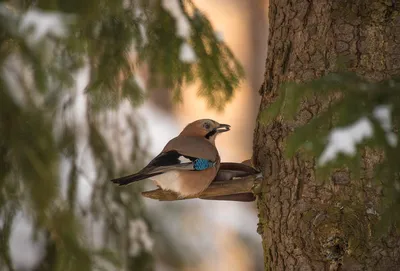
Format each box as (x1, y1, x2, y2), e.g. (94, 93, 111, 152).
(141, 162, 262, 202)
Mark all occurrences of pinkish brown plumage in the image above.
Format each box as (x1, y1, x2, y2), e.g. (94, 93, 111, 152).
(111, 119, 230, 196)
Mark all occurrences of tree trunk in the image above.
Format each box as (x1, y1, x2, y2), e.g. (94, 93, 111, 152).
(254, 0, 400, 270)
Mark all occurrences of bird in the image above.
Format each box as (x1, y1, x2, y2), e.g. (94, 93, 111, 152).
(110, 119, 231, 197)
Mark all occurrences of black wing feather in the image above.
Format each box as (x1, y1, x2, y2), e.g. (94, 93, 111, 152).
(148, 151, 182, 167)
(110, 150, 196, 186)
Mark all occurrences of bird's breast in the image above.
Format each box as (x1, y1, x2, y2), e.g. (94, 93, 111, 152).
(150, 167, 217, 197)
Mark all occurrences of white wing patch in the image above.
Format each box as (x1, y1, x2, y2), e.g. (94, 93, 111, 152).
(178, 156, 192, 163)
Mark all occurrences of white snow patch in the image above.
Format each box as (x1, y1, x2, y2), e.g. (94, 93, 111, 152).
(319, 117, 373, 165)
(74, 64, 90, 96)
(134, 73, 146, 91)
(87, 215, 105, 249)
(134, 6, 148, 45)
(161, 0, 191, 39)
(161, 0, 197, 63)
(373, 105, 397, 147)
(2, 54, 27, 106)
(72, 64, 97, 208)
(96, 100, 142, 172)
(373, 105, 391, 131)
(179, 42, 197, 63)
(9, 212, 46, 270)
(59, 156, 73, 199)
(19, 8, 74, 44)
(139, 23, 148, 44)
(55, 63, 95, 208)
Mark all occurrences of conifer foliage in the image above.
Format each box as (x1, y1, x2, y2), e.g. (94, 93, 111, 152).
(261, 71, 400, 228)
(0, 0, 243, 270)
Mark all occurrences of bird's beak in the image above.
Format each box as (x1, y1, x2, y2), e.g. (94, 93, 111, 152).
(216, 123, 231, 133)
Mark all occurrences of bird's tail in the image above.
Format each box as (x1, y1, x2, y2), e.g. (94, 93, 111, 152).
(110, 172, 161, 186)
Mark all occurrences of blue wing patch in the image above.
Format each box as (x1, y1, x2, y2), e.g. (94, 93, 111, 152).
(193, 158, 215, 171)
(147, 151, 215, 171)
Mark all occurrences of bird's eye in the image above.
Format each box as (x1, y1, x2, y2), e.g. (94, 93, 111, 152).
(203, 122, 211, 130)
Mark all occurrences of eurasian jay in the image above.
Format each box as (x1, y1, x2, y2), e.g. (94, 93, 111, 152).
(111, 119, 230, 197)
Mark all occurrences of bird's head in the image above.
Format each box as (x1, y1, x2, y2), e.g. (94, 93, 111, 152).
(180, 119, 231, 143)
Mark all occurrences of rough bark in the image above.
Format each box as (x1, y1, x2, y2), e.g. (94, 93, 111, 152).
(254, 0, 400, 270)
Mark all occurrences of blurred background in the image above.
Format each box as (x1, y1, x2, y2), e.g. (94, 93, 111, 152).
(0, 0, 268, 270)
(142, 1, 268, 270)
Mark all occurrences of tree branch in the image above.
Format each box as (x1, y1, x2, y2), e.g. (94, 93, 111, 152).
(141, 162, 262, 201)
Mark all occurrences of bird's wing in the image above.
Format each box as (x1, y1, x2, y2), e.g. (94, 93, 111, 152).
(110, 150, 216, 186)
(144, 150, 216, 174)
